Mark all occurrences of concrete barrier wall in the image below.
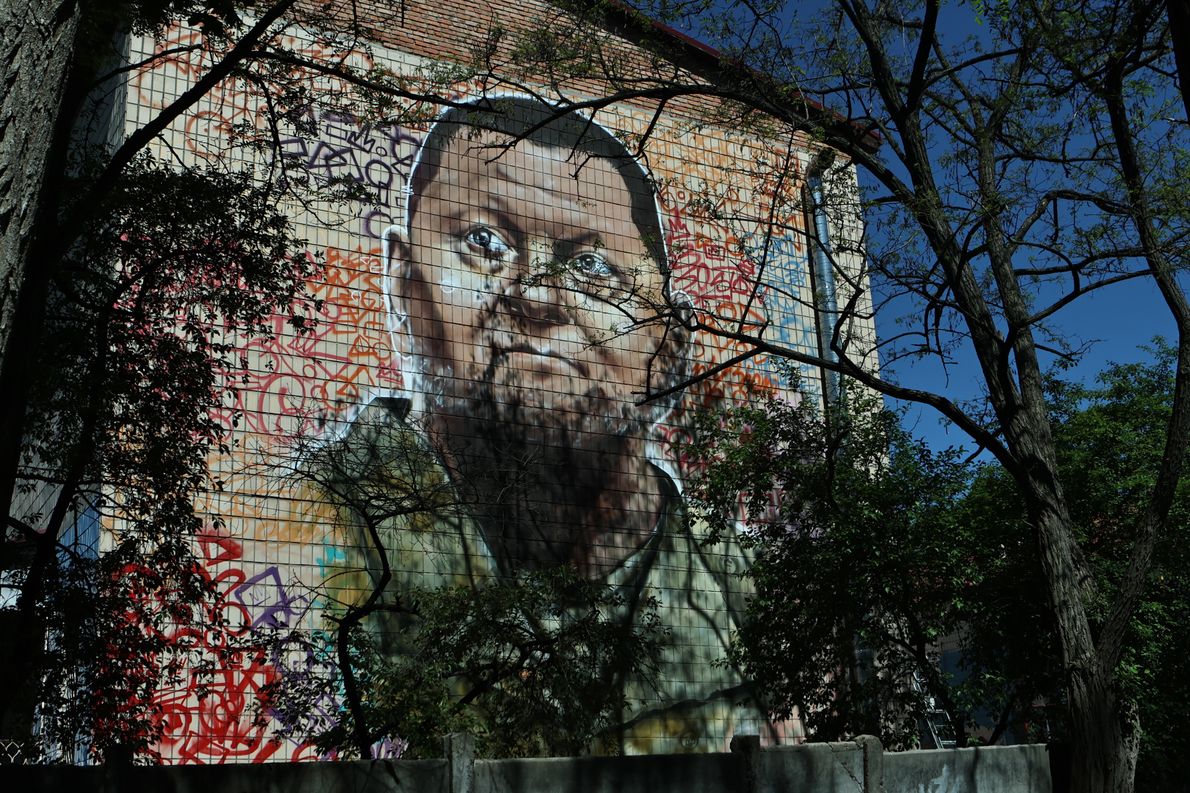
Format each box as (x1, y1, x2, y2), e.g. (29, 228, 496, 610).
(0, 737, 1052, 793)
(752, 740, 868, 793)
(884, 745, 1053, 793)
(477, 753, 742, 793)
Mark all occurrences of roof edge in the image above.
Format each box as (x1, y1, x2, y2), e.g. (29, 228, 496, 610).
(567, 0, 882, 153)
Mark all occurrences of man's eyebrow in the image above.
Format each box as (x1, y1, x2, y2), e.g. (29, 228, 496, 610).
(552, 234, 604, 256)
(559, 231, 607, 250)
(444, 202, 522, 240)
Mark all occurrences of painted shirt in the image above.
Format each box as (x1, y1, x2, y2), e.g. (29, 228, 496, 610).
(313, 396, 791, 753)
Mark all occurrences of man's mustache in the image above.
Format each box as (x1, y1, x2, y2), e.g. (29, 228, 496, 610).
(477, 324, 592, 379)
(489, 341, 592, 378)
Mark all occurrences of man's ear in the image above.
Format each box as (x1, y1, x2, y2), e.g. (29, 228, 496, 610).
(383, 224, 421, 340)
(383, 224, 412, 283)
(383, 222, 440, 355)
(654, 291, 693, 400)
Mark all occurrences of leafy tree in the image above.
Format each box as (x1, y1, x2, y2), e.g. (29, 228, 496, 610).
(265, 414, 668, 760)
(686, 384, 1062, 751)
(268, 568, 667, 760)
(965, 346, 1190, 790)
(0, 154, 318, 762)
(0, 0, 315, 755)
(689, 347, 1190, 787)
(0, 0, 455, 757)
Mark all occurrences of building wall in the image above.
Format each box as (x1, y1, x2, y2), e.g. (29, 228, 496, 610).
(119, 2, 869, 763)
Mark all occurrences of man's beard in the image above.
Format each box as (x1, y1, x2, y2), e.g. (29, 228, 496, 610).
(424, 350, 650, 452)
(420, 356, 656, 574)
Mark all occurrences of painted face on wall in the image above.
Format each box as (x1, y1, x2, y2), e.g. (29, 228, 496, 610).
(390, 129, 675, 443)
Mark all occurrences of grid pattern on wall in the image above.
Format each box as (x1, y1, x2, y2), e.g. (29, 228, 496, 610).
(118, 9, 835, 763)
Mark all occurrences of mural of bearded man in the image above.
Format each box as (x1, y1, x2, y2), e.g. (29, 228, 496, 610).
(310, 96, 791, 753)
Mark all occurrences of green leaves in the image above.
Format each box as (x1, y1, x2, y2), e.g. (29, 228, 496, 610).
(270, 567, 667, 759)
(687, 384, 1055, 749)
(688, 347, 1189, 776)
(15, 153, 317, 763)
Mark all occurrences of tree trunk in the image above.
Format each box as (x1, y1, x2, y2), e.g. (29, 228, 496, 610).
(0, 0, 82, 741)
(0, 0, 80, 385)
(1166, 0, 1190, 121)
(1030, 501, 1140, 793)
(1068, 668, 1140, 793)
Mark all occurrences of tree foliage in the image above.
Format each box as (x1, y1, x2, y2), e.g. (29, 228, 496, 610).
(0, 0, 436, 759)
(268, 567, 667, 759)
(1, 153, 318, 762)
(689, 347, 1190, 787)
(265, 415, 669, 760)
(687, 384, 1060, 751)
(965, 345, 1190, 789)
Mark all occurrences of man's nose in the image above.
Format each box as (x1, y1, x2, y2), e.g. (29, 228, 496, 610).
(501, 236, 571, 326)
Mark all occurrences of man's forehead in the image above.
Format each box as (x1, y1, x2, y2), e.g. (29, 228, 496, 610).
(428, 130, 625, 192)
(408, 125, 667, 279)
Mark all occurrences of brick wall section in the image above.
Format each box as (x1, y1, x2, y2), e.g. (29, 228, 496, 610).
(297, 0, 814, 139)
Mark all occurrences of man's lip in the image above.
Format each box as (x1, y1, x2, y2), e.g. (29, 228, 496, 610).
(497, 343, 590, 377)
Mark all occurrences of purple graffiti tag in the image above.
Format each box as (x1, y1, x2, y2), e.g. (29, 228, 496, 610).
(280, 111, 422, 217)
(233, 566, 305, 628)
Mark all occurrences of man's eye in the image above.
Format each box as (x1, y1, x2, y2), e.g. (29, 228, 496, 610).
(570, 252, 614, 278)
(464, 227, 511, 259)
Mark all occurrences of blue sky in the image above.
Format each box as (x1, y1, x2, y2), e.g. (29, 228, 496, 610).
(891, 278, 1176, 453)
(657, 0, 1182, 453)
